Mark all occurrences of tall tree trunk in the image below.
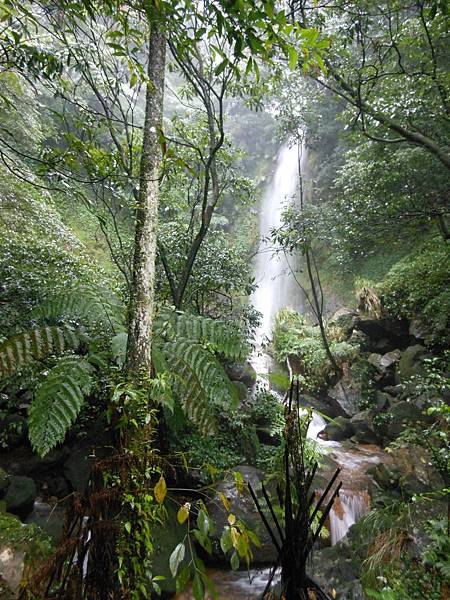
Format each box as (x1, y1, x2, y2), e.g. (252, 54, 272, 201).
(126, 17, 166, 374)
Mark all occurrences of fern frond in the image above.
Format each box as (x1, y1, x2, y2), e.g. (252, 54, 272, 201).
(35, 285, 125, 332)
(0, 326, 82, 379)
(155, 309, 248, 360)
(155, 344, 217, 435)
(161, 338, 238, 434)
(111, 332, 128, 367)
(28, 356, 94, 456)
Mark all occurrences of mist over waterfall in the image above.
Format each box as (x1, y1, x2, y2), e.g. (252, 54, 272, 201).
(252, 143, 305, 344)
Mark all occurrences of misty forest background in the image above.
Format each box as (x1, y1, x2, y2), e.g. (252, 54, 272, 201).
(0, 1, 449, 600)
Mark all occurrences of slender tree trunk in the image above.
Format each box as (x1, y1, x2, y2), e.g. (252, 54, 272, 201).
(126, 17, 166, 374)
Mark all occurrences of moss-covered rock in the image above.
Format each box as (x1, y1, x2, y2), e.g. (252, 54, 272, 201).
(0, 512, 53, 597)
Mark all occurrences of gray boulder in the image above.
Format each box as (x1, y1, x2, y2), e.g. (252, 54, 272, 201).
(386, 401, 423, 439)
(395, 345, 428, 383)
(207, 465, 277, 564)
(0, 468, 10, 496)
(225, 362, 257, 388)
(327, 375, 361, 417)
(232, 380, 248, 402)
(323, 416, 355, 442)
(4, 476, 37, 518)
(350, 411, 379, 444)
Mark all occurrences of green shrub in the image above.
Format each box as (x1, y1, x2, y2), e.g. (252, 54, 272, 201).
(379, 238, 450, 344)
(272, 308, 357, 392)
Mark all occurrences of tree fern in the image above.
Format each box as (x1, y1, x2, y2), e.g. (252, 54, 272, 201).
(161, 338, 239, 431)
(34, 285, 125, 332)
(0, 325, 82, 379)
(154, 308, 249, 361)
(28, 356, 94, 456)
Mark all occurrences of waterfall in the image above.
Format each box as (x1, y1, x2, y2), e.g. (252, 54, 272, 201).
(251, 143, 304, 345)
(328, 491, 370, 545)
(251, 141, 377, 547)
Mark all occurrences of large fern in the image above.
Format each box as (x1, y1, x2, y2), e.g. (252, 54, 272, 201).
(28, 356, 94, 456)
(1, 288, 248, 451)
(34, 285, 125, 332)
(154, 308, 249, 361)
(0, 325, 82, 379)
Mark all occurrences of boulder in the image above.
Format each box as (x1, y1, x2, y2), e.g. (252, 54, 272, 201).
(327, 376, 361, 417)
(330, 308, 358, 337)
(224, 362, 257, 388)
(63, 419, 113, 493)
(409, 319, 429, 341)
(395, 345, 428, 383)
(354, 316, 410, 351)
(382, 384, 403, 396)
(232, 380, 248, 402)
(4, 476, 37, 518)
(376, 445, 444, 498)
(374, 391, 392, 412)
(323, 417, 355, 442)
(0, 468, 10, 496)
(25, 499, 65, 542)
(9, 447, 70, 478)
(350, 411, 379, 444)
(386, 401, 423, 439)
(301, 393, 347, 420)
(207, 465, 277, 564)
(0, 512, 52, 597)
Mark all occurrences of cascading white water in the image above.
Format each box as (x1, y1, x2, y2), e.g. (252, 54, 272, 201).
(251, 141, 378, 547)
(251, 143, 304, 345)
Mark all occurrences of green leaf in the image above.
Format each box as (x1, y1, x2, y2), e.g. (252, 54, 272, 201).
(169, 542, 185, 578)
(220, 528, 232, 554)
(288, 46, 298, 70)
(197, 510, 209, 536)
(192, 572, 204, 600)
(230, 550, 239, 570)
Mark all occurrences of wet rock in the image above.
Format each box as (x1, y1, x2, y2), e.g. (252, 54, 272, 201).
(25, 499, 65, 542)
(323, 417, 355, 442)
(330, 308, 358, 337)
(0, 468, 10, 496)
(207, 465, 277, 564)
(10, 447, 70, 478)
(4, 476, 37, 518)
(0, 512, 52, 597)
(354, 316, 410, 351)
(371, 445, 442, 498)
(395, 344, 428, 383)
(409, 319, 429, 341)
(224, 362, 257, 388)
(386, 401, 422, 439)
(63, 419, 113, 493)
(383, 384, 403, 396)
(374, 390, 392, 411)
(328, 375, 361, 417)
(301, 393, 347, 419)
(350, 411, 379, 444)
(232, 380, 248, 402)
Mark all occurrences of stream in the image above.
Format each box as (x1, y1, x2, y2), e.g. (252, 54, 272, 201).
(178, 142, 386, 598)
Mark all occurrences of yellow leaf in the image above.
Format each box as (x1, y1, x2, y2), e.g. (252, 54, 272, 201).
(228, 513, 236, 525)
(219, 492, 230, 512)
(332, 589, 337, 598)
(177, 502, 190, 524)
(230, 526, 240, 547)
(154, 475, 167, 504)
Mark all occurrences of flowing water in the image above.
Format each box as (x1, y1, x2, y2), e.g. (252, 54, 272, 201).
(177, 142, 385, 598)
